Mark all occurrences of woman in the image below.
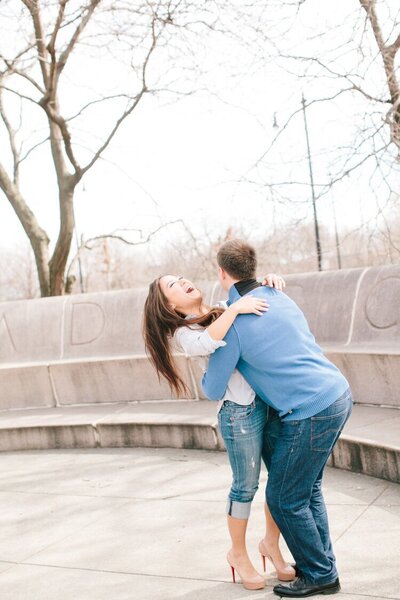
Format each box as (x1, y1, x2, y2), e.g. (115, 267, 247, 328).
(143, 274, 295, 590)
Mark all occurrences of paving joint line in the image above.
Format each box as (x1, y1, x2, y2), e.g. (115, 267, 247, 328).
(339, 593, 399, 600)
(16, 496, 135, 565)
(10, 560, 242, 585)
(0, 561, 398, 600)
(0, 489, 149, 501)
(1, 489, 394, 507)
(333, 483, 390, 544)
(0, 561, 22, 578)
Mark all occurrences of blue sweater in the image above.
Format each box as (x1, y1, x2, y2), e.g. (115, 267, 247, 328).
(201, 284, 349, 420)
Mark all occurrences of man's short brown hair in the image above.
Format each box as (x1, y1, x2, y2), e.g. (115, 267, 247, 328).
(217, 239, 257, 280)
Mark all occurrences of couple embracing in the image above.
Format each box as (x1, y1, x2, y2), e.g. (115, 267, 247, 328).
(143, 239, 352, 598)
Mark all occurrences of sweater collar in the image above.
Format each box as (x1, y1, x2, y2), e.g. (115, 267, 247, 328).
(234, 279, 261, 296)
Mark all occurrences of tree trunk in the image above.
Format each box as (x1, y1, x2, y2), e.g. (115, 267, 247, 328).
(31, 233, 52, 297)
(48, 178, 76, 296)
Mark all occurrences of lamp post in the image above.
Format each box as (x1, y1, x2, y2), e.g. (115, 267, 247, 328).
(72, 192, 85, 293)
(329, 174, 342, 269)
(301, 93, 322, 271)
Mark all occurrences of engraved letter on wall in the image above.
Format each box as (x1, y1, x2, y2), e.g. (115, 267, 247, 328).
(365, 277, 400, 330)
(70, 303, 105, 345)
(0, 314, 17, 360)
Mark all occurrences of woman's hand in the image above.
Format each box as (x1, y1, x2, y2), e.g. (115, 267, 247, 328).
(261, 273, 286, 291)
(231, 296, 269, 316)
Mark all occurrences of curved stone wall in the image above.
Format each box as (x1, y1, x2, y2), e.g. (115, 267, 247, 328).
(0, 265, 398, 409)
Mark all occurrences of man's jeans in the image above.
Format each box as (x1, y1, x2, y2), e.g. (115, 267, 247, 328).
(266, 388, 353, 585)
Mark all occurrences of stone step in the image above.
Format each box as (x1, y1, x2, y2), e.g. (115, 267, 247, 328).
(328, 404, 400, 484)
(0, 402, 398, 484)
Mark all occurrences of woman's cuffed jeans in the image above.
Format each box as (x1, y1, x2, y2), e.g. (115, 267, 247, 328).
(266, 387, 353, 585)
(218, 396, 281, 519)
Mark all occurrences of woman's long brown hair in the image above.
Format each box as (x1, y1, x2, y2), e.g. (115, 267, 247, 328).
(142, 278, 224, 397)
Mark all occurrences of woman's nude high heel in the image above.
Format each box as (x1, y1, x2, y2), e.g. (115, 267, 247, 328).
(227, 551, 265, 590)
(258, 540, 296, 581)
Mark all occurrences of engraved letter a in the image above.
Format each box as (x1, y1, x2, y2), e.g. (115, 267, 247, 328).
(0, 314, 17, 359)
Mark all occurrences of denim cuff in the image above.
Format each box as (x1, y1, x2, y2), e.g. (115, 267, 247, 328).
(226, 498, 252, 519)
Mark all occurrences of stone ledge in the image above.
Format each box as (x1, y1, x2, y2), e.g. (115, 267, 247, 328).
(0, 402, 398, 484)
(0, 424, 96, 451)
(329, 435, 400, 483)
(0, 355, 197, 409)
(97, 422, 224, 451)
(2, 347, 400, 410)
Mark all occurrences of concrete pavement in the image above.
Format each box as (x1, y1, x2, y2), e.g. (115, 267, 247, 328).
(0, 446, 398, 600)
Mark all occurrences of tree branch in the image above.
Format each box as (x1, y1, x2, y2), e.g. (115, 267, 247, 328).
(0, 84, 39, 106)
(0, 159, 50, 294)
(65, 93, 142, 122)
(40, 101, 82, 177)
(47, 0, 68, 56)
(57, 0, 101, 77)
(21, 0, 50, 87)
(18, 135, 51, 166)
(359, 0, 400, 146)
(0, 78, 21, 184)
(80, 17, 162, 175)
(0, 55, 45, 95)
(83, 220, 185, 250)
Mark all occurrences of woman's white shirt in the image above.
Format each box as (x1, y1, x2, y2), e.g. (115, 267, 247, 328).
(172, 313, 255, 412)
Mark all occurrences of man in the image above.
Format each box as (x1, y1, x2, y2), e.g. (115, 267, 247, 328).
(202, 239, 352, 598)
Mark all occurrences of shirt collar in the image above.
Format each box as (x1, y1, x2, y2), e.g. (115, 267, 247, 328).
(234, 279, 261, 296)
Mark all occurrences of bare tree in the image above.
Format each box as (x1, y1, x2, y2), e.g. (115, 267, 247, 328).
(0, 0, 232, 296)
(265, 0, 400, 158)
(359, 0, 400, 150)
(237, 0, 400, 266)
(2, 1, 397, 299)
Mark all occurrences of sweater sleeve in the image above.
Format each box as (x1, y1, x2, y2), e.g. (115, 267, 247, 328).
(201, 325, 241, 400)
(173, 326, 226, 357)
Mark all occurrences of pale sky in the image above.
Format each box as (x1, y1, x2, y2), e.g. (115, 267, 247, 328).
(0, 0, 398, 257)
